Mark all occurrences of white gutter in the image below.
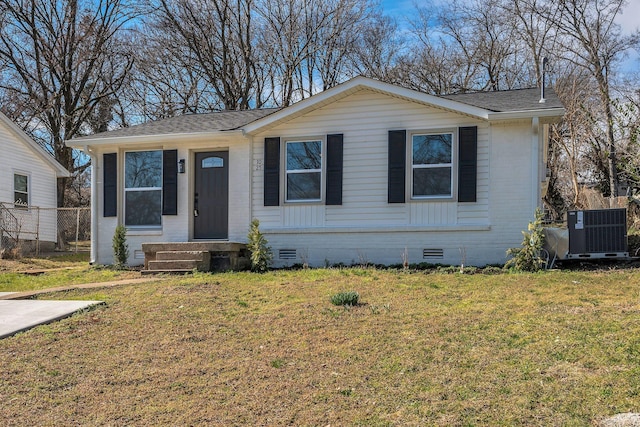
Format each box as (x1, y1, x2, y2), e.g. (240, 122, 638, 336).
(86, 145, 98, 264)
(488, 108, 565, 121)
(67, 129, 245, 148)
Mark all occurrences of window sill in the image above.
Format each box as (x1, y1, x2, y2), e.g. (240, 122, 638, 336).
(410, 196, 455, 202)
(125, 228, 163, 236)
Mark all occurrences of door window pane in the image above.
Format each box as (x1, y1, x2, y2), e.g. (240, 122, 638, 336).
(202, 156, 224, 168)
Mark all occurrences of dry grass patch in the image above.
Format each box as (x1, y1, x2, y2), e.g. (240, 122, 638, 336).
(0, 253, 141, 292)
(1, 268, 640, 425)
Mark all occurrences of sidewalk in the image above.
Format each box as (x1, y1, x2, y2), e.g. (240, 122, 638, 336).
(0, 277, 163, 339)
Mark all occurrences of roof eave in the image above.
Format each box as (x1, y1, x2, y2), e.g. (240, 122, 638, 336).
(0, 113, 70, 178)
(67, 129, 245, 149)
(487, 107, 565, 121)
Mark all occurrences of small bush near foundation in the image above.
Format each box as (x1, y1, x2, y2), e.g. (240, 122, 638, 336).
(112, 224, 129, 269)
(330, 291, 360, 307)
(247, 219, 273, 273)
(505, 208, 546, 272)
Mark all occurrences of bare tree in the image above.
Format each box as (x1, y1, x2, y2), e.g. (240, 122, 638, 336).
(153, 0, 259, 111)
(406, 0, 537, 94)
(350, 14, 404, 83)
(122, 26, 221, 122)
(541, 0, 639, 198)
(0, 0, 136, 206)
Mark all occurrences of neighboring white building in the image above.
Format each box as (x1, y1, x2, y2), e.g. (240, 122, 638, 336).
(0, 112, 70, 251)
(69, 77, 564, 267)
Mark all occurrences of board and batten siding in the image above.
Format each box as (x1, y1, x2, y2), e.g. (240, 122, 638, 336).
(249, 89, 525, 267)
(0, 121, 59, 244)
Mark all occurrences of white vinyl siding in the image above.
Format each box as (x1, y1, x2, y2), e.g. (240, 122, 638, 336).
(0, 122, 59, 245)
(252, 89, 489, 229)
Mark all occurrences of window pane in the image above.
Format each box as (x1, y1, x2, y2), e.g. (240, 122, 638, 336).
(413, 134, 452, 165)
(413, 167, 452, 197)
(287, 172, 321, 200)
(14, 192, 28, 207)
(125, 151, 162, 188)
(287, 141, 321, 170)
(125, 190, 162, 226)
(14, 174, 27, 192)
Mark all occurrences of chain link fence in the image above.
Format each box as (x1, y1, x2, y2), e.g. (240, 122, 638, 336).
(0, 202, 90, 256)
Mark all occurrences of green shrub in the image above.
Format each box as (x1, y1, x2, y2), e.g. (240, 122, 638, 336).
(112, 224, 129, 268)
(247, 219, 272, 273)
(331, 291, 360, 306)
(505, 208, 546, 272)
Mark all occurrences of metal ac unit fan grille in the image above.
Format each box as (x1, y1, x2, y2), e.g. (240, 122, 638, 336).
(584, 209, 626, 252)
(567, 208, 628, 257)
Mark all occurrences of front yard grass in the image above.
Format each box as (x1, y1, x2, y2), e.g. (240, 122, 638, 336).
(1, 267, 640, 425)
(0, 254, 141, 293)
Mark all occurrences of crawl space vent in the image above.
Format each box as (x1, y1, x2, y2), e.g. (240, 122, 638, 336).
(423, 249, 444, 260)
(134, 250, 145, 260)
(279, 249, 297, 260)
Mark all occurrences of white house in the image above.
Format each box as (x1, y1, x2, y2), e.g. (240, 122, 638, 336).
(0, 112, 70, 251)
(68, 77, 564, 268)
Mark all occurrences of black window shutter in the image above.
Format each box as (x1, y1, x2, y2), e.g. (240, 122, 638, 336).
(162, 149, 178, 215)
(264, 137, 280, 206)
(326, 133, 344, 205)
(388, 130, 406, 203)
(103, 153, 117, 217)
(458, 126, 478, 202)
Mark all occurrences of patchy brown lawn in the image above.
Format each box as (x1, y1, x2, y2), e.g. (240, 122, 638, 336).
(0, 253, 141, 293)
(1, 268, 640, 425)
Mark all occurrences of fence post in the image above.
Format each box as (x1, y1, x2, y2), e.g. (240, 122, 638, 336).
(75, 208, 80, 253)
(36, 206, 40, 256)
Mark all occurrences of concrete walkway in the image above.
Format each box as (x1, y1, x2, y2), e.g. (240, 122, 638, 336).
(0, 299, 104, 339)
(0, 277, 162, 339)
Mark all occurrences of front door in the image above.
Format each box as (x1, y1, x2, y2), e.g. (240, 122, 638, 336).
(194, 151, 229, 239)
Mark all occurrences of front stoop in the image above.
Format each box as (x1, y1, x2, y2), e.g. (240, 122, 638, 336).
(141, 242, 250, 273)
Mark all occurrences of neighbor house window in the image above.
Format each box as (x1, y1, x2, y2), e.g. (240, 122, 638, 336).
(285, 139, 322, 202)
(412, 132, 453, 198)
(124, 150, 162, 227)
(14, 173, 28, 208)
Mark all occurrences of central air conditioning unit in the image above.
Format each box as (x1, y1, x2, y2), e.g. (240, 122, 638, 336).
(566, 208, 628, 259)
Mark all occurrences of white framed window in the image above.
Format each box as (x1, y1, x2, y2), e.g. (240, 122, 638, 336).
(124, 150, 162, 227)
(13, 173, 29, 208)
(411, 132, 454, 198)
(285, 139, 322, 202)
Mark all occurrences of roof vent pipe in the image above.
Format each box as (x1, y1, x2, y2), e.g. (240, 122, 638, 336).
(539, 57, 548, 103)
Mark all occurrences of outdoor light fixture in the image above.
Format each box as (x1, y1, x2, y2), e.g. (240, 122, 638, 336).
(178, 159, 185, 174)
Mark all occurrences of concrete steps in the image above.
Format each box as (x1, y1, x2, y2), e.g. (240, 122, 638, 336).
(146, 250, 210, 273)
(141, 242, 250, 273)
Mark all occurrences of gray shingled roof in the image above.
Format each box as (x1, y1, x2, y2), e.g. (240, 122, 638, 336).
(71, 86, 562, 142)
(442, 87, 562, 112)
(72, 108, 280, 141)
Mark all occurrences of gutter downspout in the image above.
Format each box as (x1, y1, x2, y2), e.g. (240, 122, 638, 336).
(86, 145, 98, 264)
